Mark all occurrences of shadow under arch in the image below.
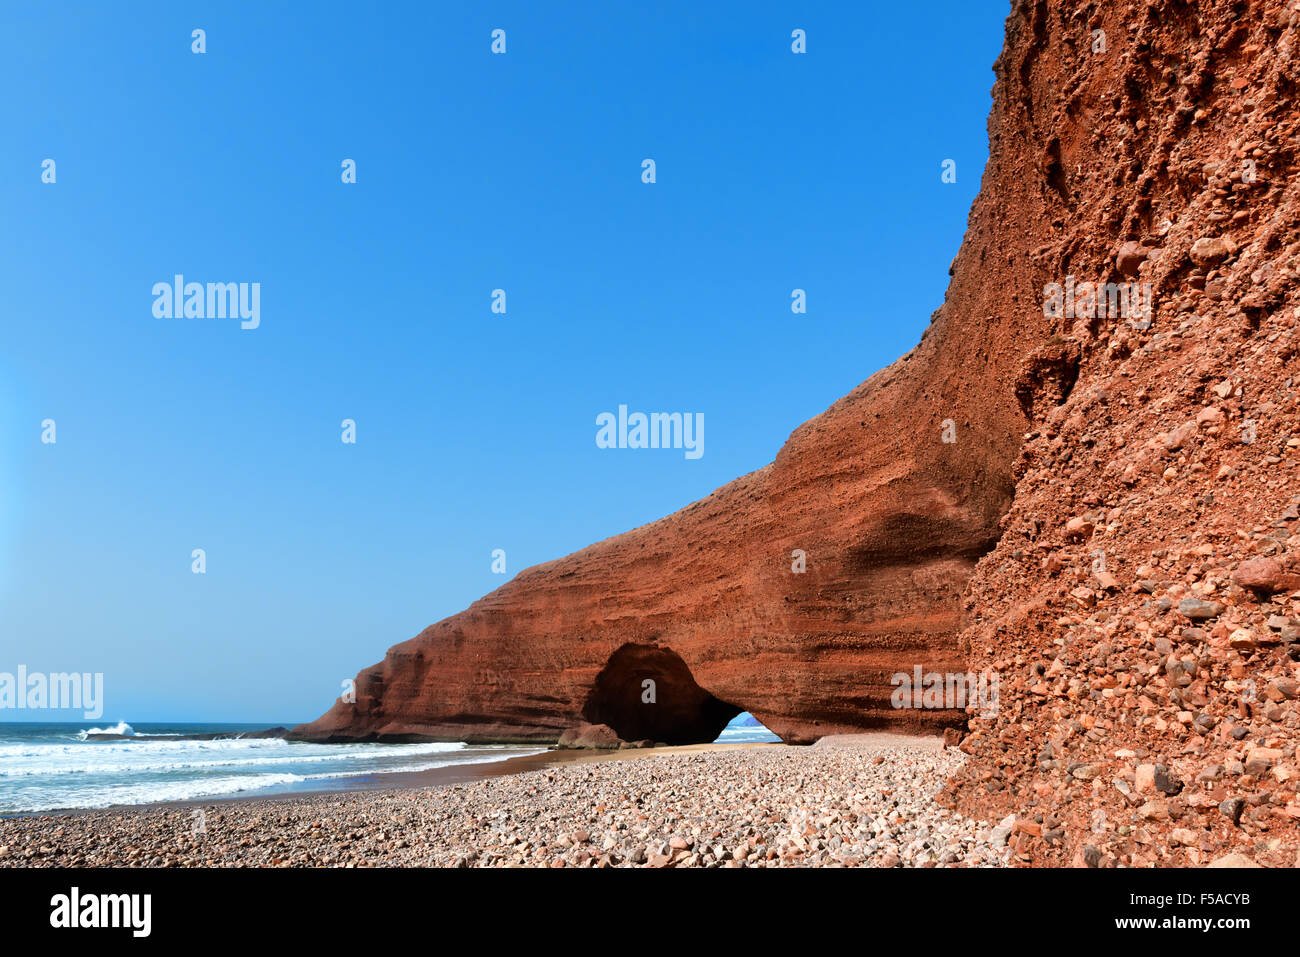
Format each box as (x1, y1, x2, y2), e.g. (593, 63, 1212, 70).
(580, 642, 739, 745)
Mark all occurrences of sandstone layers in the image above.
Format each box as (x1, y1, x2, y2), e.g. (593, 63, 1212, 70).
(292, 6, 1068, 745)
(299, 0, 1300, 866)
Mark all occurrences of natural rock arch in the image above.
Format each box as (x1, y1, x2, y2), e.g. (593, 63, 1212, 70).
(289, 0, 1075, 749)
(580, 643, 740, 745)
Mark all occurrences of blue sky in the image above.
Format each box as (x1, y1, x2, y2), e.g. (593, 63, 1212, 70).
(0, 1, 1006, 723)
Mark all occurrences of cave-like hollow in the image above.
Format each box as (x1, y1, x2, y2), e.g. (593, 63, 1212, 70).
(580, 642, 740, 745)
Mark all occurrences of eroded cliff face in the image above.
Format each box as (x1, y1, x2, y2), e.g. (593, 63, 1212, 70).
(942, 0, 1300, 867)
(296, 0, 1300, 830)
(291, 0, 1068, 748)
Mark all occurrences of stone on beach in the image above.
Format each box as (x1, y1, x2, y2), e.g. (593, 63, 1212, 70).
(0, 741, 1007, 869)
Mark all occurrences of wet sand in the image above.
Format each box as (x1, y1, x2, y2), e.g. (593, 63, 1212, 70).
(3, 741, 783, 820)
(238, 740, 788, 806)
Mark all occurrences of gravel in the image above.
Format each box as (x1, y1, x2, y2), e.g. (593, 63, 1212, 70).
(0, 741, 1008, 868)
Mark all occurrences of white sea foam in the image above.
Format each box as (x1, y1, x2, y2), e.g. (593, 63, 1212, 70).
(0, 726, 544, 813)
(0, 738, 467, 777)
(76, 720, 135, 739)
(6, 772, 310, 811)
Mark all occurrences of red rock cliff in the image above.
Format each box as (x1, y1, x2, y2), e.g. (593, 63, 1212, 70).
(292, 0, 1069, 747)
(942, 0, 1300, 868)
(296, 0, 1300, 793)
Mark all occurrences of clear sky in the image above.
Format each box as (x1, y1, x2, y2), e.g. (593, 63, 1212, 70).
(0, 1, 1006, 723)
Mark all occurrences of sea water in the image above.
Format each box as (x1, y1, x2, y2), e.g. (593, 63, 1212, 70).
(0, 721, 544, 814)
(1, 714, 779, 813)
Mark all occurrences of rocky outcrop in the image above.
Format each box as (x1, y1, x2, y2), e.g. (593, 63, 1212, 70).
(292, 4, 1077, 746)
(556, 723, 623, 750)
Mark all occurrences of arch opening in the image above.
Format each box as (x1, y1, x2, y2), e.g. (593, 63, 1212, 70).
(714, 712, 781, 743)
(581, 642, 739, 745)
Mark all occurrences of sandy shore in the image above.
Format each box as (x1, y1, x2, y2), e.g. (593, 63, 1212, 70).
(0, 736, 1009, 867)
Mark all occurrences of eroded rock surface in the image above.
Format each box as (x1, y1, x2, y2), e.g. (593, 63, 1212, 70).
(292, 2, 1068, 745)
(943, 0, 1300, 868)
(299, 4, 1300, 866)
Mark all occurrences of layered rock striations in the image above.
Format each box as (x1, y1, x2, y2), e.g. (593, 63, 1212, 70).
(292, 0, 1072, 745)
(299, 2, 1300, 872)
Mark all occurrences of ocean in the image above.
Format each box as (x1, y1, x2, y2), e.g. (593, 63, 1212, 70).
(715, 714, 782, 744)
(0, 714, 780, 814)
(0, 722, 546, 814)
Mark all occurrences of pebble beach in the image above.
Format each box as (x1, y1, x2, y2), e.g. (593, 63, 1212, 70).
(0, 736, 1010, 868)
